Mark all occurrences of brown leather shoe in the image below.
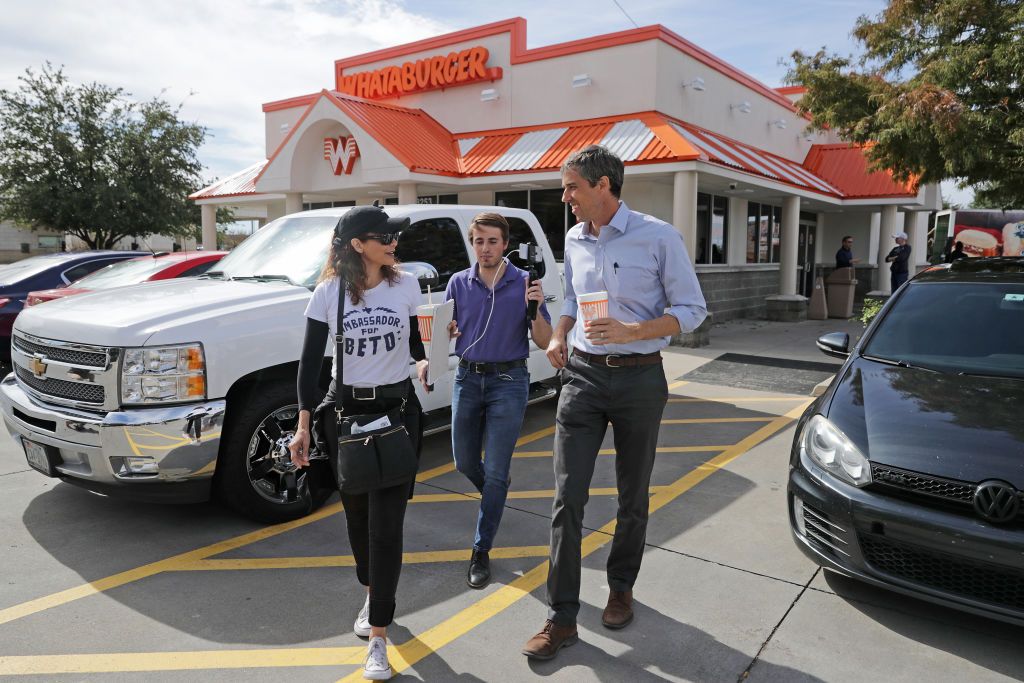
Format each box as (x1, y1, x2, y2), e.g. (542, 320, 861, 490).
(521, 620, 579, 660)
(602, 590, 634, 629)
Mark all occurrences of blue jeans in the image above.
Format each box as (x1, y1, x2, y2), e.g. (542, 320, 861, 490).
(451, 364, 529, 552)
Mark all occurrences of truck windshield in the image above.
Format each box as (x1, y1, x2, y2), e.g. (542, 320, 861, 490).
(209, 215, 336, 289)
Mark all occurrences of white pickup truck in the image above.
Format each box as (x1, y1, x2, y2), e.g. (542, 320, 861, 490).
(1, 205, 562, 522)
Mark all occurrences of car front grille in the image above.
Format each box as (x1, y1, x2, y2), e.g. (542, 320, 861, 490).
(12, 335, 108, 368)
(801, 501, 851, 558)
(15, 366, 105, 404)
(869, 462, 1024, 527)
(860, 532, 1024, 612)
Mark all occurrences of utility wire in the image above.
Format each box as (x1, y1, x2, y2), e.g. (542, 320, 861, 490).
(612, 0, 640, 28)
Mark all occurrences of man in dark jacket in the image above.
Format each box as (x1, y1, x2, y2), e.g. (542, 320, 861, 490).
(885, 231, 912, 290)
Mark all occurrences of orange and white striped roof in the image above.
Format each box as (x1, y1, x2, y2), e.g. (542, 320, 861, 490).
(191, 98, 916, 201)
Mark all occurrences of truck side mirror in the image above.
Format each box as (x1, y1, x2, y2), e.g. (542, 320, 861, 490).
(401, 261, 440, 291)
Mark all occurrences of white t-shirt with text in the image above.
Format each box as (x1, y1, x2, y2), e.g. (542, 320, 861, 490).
(304, 272, 421, 387)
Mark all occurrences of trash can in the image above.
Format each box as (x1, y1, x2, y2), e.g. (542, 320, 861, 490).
(826, 267, 857, 318)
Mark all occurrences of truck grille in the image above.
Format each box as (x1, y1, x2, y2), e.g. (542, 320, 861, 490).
(12, 335, 108, 368)
(15, 366, 105, 404)
(860, 532, 1024, 611)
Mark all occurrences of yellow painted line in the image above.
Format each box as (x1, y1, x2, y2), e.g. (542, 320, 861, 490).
(661, 417, 773, 424)
(411, 485, 668, 504)
(669, 396, 807, 403)
(0, 647, 366, 675)
(179, 546, 550, 572)
(415, 424, 557, 482)
(0, 498, 348, 627)
(667, 380, 689, 390)
(4, 411, 550, 628)
(515, 445, 730, 457)
(337, 398, 813, 682)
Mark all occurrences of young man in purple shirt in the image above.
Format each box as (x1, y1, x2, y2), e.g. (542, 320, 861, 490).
(445, 212, 553, 589)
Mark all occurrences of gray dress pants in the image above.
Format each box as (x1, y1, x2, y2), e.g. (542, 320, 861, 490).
(547, 353, 668, 626)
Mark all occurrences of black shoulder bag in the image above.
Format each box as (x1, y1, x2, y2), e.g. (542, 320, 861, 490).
(331, 278, 419, 495)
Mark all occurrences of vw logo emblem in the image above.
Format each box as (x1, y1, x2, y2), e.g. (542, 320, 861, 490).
(973, 480, 1020, 524)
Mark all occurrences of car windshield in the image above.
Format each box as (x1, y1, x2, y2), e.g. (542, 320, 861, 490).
(0, 254, 76, 285)
(863, 281, 1024, 378)
(207, 215, 336, 288)
(70, 257, 171, 288)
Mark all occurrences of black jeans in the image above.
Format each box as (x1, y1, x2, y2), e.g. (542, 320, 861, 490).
(547, 354, 668, 626)
(324, 379, 421, 627)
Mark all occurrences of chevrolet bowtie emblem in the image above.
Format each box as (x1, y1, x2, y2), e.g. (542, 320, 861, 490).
(30, 356, 47, 378)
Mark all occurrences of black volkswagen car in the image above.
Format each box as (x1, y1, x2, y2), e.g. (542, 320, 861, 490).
(788, 257, 1024, 626)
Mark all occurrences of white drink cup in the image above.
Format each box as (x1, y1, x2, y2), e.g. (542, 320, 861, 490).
(577, 291, 608, 323)
(417, 304, 437, 342)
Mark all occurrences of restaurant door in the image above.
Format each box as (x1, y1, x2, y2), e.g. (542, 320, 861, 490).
(797, 220, 817, 297)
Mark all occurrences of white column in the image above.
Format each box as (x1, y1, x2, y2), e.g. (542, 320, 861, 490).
(867, 211, 881, 265)
(876, 205, 899, 293)
(907, 210, 929, 268)
(398, 182, 418, 205)
(201, 204, 217, 251)
(779, 196, 800, 296)
(727, 197, 748, 265)
(285, 193, 303, 215)
(672, 170, 698, 264)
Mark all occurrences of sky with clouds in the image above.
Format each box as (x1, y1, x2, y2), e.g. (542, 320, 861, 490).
(0, 0, 972, 206)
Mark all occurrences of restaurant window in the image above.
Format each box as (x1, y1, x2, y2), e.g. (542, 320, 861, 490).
(496, 188, 568, 260)
(746, 201, 782, 264)
(696, 192, 728, 264)
(302, 200, 355, 210)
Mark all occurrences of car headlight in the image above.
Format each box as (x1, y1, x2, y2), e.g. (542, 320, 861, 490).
(121, 344, 206, 405)
(800, 414, 871, 487)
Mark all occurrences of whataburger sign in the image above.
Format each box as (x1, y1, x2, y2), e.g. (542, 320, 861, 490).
(336, 46, 502, 100)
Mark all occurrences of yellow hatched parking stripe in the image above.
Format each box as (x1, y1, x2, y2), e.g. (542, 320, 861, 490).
(335, 399, 813, 682)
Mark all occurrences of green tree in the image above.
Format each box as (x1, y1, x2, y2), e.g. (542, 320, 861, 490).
(0, 63, 209, 249)
(787, 1, 1024, 207)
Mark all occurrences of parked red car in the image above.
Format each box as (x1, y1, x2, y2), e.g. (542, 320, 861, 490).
(25, 251, 227, 307)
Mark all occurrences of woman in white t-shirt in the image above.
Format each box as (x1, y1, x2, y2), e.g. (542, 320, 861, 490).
(289, 205, 428, 681)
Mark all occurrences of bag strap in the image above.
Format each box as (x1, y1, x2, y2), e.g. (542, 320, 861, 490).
(336, 276, 345, 412)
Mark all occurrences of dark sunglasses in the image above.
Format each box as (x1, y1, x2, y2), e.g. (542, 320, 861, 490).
(362, 232, 401, 244)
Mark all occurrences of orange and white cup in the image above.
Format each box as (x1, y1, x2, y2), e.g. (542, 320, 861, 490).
(577, 291, 608, 323)
(417, 304, 436, 342)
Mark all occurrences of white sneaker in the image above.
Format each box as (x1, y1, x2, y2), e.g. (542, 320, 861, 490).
(354, 593, 371, 638)
(363, 636, 392, 680)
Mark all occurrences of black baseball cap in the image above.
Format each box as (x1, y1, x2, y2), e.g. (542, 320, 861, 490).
(334, 206, 410, 243)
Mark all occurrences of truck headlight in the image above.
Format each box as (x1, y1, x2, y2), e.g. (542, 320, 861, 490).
(799, 414, 871, 487)
(121, 344, 206, 404)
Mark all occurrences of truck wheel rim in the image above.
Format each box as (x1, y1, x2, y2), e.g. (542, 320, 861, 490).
(245, 404, 307, 504)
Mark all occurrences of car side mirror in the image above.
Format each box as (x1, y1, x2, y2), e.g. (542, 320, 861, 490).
(816, 332, 850, 359)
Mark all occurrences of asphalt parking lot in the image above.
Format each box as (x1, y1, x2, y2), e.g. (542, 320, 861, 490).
(2, 337, 1023, 682)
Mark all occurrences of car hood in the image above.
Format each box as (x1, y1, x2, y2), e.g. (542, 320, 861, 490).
(826, 358, 1024, 487)
(15, 278, 311, 347)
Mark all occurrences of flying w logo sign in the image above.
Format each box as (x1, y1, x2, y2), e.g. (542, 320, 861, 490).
(323, 136, 360, 175)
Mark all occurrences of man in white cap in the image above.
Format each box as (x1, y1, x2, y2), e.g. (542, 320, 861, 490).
(885, 231, 912, 291)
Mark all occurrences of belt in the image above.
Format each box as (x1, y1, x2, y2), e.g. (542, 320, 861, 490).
(340, 380, 408, 402)
(458, 358, 527, 374)
(572, 348, 662, 368)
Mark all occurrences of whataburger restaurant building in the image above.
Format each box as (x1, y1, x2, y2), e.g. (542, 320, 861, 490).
(192, 17, 941, 321)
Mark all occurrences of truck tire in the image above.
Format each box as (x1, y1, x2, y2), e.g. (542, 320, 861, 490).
(217, 381, 333, 523)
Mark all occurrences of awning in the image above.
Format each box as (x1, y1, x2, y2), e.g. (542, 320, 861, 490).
(190, 162, 267, 200)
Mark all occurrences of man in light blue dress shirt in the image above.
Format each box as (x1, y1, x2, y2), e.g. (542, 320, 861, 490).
(523, 145, 707, 660)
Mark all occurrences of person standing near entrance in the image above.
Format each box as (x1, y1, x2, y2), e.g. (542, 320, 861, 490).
(886, 231, 912, 290)
(835, 236, 859, 269)
(522, 145, 707, 660)
(446, 212, 553, 589)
